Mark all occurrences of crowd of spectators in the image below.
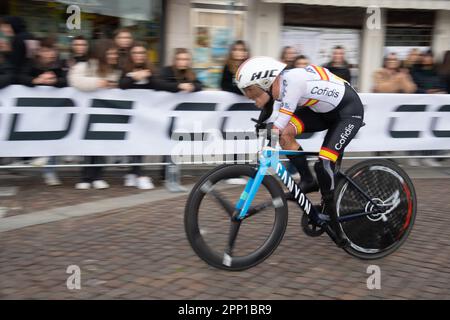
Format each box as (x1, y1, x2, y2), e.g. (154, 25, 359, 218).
(373, 49, 449, 94)
(0, 16, 449, 188)
(372, 48, 449, 167)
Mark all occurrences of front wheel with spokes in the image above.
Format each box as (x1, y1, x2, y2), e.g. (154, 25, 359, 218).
(184, 165, 288, 271)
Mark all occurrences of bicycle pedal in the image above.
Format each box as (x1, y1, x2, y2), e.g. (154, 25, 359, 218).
(301, 213, 325, 237)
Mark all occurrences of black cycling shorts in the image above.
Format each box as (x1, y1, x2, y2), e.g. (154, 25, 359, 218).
(288, 83, 364, 162)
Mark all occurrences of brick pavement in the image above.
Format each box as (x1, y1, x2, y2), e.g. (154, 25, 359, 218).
(0, 172, 199, 218)
(1, 173, 449, 299)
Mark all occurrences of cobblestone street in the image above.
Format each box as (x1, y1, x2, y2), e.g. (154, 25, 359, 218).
(1, 168, 450, 299)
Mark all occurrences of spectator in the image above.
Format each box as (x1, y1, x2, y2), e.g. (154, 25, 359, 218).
(220, 40, 249, 95)
(159, 48, 202, 191)
(323, 45, 351, 83)
(372, 53, 417, 163)
(438, 50, 450, 94)
(68, 39, 121, 190)
(18, 37, 67, 88)
(68, 39, 120, 91)
(409, 50, 448, 167)
(119, 42, 194, 190)
(280, 46, 298, 70)
(160, 48, 203, 92)
(373, 53, 416, 93)
(113, 28, 134, 70)
(63, 35, 89, 69)
(294, 55, 310, 68)
(403, 48, 421, 71)
(411, 50, 447, 94)
(16, 37, 67, 186)
(0, 27, 13, 88)
(119, 42, 192, 92)
(0, 16, 36, 77)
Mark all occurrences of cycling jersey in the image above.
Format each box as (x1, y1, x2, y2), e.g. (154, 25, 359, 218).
(273, 65, 348, 130)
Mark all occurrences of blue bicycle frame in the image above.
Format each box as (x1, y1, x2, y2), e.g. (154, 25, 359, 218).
(234, 148, 328, 225)
(233, 147, 385, 226)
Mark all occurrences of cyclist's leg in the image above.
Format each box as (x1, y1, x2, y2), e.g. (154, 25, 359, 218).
(314, 98, 364, 211)
(280, 108, 328, 193)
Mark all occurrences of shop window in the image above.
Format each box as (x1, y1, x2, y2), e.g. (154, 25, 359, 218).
(191, 1, 247, 89)
(6, 0, 163, 64)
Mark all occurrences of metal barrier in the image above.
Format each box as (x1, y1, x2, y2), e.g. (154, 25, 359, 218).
(0, 155, 449, 169)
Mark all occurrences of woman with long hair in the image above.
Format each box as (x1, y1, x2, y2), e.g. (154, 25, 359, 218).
(119, 42, 193, 190)
(160, 48, 202, 92)
(68, 39, 121, 190)
(119, 42, 193, 92)
(220, 40, 249, 95)
(280, 46, 298, 70)
(113, 28, 134, 70)
(373, 52, 416, 93)
(68, 38, 121, 91)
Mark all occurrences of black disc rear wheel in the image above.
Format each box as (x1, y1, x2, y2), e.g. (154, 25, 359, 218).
(335, 159, 416, 259)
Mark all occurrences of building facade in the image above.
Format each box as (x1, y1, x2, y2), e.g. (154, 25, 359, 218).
(165, 0, 450, 91)
(1, 0, 164, 64)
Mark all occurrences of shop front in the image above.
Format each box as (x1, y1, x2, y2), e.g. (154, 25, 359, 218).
(2, 0, 164, 64)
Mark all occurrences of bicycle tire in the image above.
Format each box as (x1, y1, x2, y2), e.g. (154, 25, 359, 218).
(185, 164, 288, 271)
(335, 159, 417, 259)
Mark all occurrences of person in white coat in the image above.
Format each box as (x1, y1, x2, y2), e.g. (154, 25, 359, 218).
(68, 39, 121, 190)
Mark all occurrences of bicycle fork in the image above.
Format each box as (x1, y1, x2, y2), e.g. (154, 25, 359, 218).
(223, 158, 269, 263)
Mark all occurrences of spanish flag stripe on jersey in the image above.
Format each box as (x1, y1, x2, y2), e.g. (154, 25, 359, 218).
(302, 99, 312, 107)
(305, 99, 319, 107)
(279, 108, 293, 116)
(289, 115, 304, 135)
(312, 65, 329, 81)
(319, 147, 339, 162)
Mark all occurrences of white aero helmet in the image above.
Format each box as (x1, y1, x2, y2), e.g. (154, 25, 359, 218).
(235, 56, 287, 94)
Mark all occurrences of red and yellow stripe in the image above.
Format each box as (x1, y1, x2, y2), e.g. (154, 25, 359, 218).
(279, 108, 293, 116)
(289, 115, 304, 135)
(302, 98, 319, 107)
(319, 147, 339, 162)
(312, 65, 329, 81)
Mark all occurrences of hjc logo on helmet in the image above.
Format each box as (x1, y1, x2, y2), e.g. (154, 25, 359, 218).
(251, 69, 278, 81)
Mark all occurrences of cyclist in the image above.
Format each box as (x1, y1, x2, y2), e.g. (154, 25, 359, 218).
(235, 56, 364, 214)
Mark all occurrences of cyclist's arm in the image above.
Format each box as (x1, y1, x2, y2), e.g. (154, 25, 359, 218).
(274, 70, 306, 130)
(264, 100, 281, 124)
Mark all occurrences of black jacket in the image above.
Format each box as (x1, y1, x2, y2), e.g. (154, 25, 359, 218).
(159, 66, 203, 92)
(411, 66, 447, 93)
(322, 62, 352, 83)
(119, 69, 180, 92)
(0, 56, 13, 89)
(18, 59, 67, 88)
(2, 16, 34, 76)
(220, 64, 243, 95)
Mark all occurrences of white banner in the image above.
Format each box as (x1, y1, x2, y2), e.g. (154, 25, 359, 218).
(0, 85, 449, 157)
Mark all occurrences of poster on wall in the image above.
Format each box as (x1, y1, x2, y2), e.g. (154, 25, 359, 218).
(193, 26, 232, 89)
(211, 28, 231, 61)
(281, 26, 361, 84)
